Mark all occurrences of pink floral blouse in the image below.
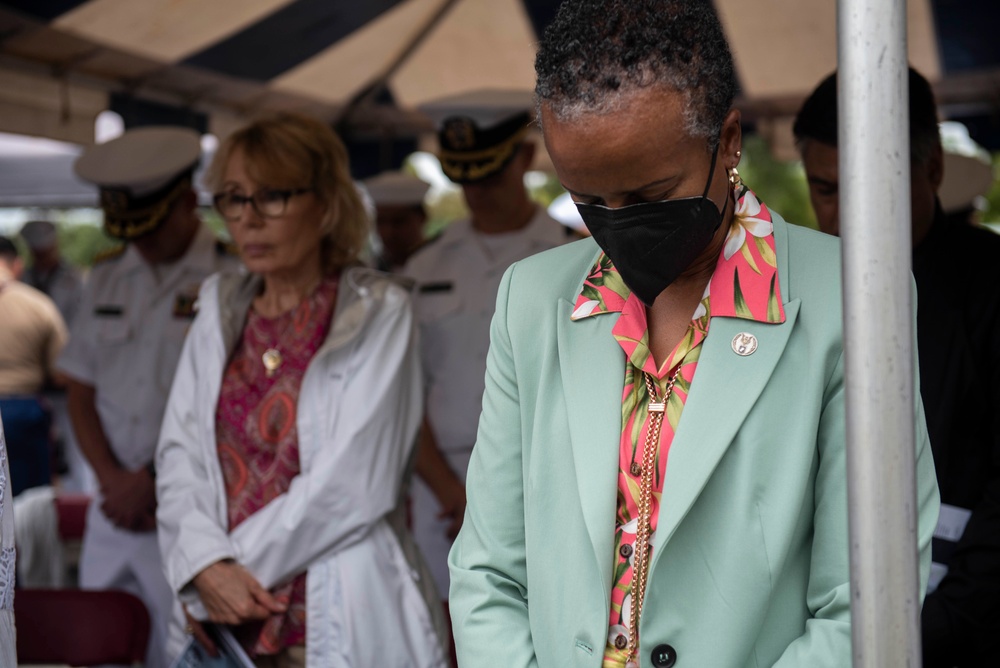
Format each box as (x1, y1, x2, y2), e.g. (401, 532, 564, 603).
(215, 274, 339, 655)
(570, 188, 786, 666)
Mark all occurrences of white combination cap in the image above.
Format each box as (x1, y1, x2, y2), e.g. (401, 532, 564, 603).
(364, 171, 431, 206)
(419, 89, 535, 184)
(74, 126, 201, 240)
(74, 126, 201, 197)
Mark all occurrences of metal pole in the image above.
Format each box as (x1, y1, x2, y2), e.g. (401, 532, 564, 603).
(838, 1, 922, 666)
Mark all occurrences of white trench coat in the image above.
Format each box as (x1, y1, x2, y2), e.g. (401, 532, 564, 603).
(156, 268, 449, 668)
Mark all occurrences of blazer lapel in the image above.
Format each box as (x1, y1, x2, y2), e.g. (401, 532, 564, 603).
(650, 299, 801, 570)
(556, 298, 625, 602)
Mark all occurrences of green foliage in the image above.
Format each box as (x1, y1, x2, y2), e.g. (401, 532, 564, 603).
(59, 223, 118, 267)
(980, 153, 1000, 224)
(526, 174, 566, 208)
(424, 190, 469, 239)
(200, 208, 230, 240)
(738, 135, 818, 230)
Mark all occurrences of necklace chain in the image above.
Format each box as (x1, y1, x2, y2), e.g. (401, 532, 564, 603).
(627, 366, 681, 665)
(259, 301, 304, 378)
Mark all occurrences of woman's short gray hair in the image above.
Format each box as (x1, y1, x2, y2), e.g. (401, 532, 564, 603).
(534, 0, 738, 149)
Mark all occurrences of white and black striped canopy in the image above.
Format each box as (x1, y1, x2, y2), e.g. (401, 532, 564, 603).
(0, 0, 995, 152)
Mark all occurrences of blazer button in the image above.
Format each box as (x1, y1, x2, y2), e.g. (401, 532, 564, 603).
(651, 644, 677, 667)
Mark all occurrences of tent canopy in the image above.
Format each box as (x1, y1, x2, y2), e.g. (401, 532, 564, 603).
(0, 0, 995, 158)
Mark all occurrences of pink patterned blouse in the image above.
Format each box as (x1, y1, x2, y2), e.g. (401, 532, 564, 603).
(570, 188, 786, 667)
(215, 273, 339, 655)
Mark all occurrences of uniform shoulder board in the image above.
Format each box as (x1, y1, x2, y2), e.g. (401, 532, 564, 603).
(92, 244, 126, 265)
(215, 239, 240, 257)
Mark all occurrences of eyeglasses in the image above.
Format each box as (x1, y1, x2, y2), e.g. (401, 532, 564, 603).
(213, 188, 311, 221)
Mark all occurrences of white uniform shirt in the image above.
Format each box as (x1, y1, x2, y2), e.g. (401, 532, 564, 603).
(57, 224, 240, 470)
(405, 208, 569, 456)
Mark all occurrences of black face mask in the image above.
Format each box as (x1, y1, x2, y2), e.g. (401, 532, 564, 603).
(576, 149, 726, 306)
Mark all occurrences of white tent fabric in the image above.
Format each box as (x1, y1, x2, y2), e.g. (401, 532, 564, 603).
(0, 132, 92, 207)
(0, 0, 996, 175)
(0, 0, 964, 145)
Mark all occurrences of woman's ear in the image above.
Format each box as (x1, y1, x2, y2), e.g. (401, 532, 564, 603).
(720, 108, 743, 169)
(322, 197, 341, 235)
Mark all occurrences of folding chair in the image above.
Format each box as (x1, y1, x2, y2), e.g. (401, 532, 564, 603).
(54, 494, 90, 581)
(15, 588, 150, 666)
(54, 494, 90, 541)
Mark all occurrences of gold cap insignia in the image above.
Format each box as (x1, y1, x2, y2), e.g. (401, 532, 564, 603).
(443, 117, 476, 151)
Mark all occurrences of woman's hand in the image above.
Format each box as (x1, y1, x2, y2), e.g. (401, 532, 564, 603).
(191, 560, 287, 625)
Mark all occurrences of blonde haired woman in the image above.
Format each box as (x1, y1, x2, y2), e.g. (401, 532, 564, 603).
(156, 112, 448, 667)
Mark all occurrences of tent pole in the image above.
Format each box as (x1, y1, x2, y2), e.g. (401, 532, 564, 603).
(838, 0, 923, 666)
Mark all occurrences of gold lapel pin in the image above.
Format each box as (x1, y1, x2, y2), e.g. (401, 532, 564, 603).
(732, 332, 758, 356)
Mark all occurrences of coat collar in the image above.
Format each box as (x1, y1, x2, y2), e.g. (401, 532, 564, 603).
(214, 265, 404, 360)
(555, 213, 800, 596)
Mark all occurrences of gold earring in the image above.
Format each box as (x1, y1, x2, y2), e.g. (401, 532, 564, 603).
(736, 150, 742, 159)
(729, 166, 742, 189)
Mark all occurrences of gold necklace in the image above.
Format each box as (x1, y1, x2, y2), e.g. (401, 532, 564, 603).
(259, 304, 304, 378)
(626, 366, 681, 668)
(262, 347, 284, 377)
(257, 277, 324, 378)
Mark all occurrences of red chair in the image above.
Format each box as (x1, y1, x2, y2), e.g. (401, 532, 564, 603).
(53, 494, 91, 541)
(15, 589, 150, 666)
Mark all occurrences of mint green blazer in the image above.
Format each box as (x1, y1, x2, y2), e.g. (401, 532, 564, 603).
(448, 214, 939, 667)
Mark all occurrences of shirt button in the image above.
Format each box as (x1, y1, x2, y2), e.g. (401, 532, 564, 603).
(630, 462, 642, 477)
(619, 544, 633, 559)
(651, 644, 677, 668)
(614, 634, 628, 650)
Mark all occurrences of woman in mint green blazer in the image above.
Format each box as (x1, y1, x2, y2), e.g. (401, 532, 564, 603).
(447, 2, 940, 667)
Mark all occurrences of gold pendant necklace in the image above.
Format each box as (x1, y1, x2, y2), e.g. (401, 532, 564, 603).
(259, 305, 301, 378)
(255, 276, 323, 379)
(625, 366, 681, 668)
(262, 348, 283, 377)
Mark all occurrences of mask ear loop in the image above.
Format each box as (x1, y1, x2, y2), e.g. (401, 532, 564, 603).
(701, 143, 731, 223)
(701, 146, 720, 199)
(719, 171, 733, 223)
